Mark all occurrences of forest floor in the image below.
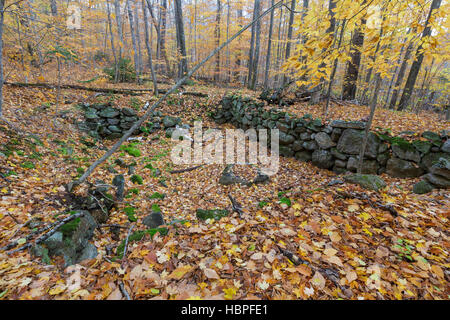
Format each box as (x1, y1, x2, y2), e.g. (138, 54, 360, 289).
(0, 82, 448, 300)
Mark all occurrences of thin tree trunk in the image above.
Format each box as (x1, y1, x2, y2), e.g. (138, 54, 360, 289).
(106, 0, 119, 82)
(397, 0, 442, 111)
(174, 0, 188, 78)
(215, 0, 221, 82)
(134, 0, 143, 83)
(247, 0, 258, 87)
(127, 0, 141, 84)
(142, 0, 158, 94)
(264, 0, 275, 89)
(357, 73, 381, 174)
(250, 0, 262, 90)
(324, 19, 346, 119)
(234, 8, 243, 82)
(342, 1, 367, 101)
(0, 0, 5, 117)
(282, 0, 296, 86)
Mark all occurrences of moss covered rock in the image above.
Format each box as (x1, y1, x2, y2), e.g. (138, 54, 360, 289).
(344, 174, 386, 192)
(196, 209, 230, 221)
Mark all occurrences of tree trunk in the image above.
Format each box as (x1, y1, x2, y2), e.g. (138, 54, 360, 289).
(234, 8, 243, 83)
(127, 0, 141, 84)
(342, 3, 367, 101)
(134, 0, 143, 82)
(264, 0, 275, 89)
(397, 0, 442, 111)
(114, 0, 124, 61)
(142, 0, 158, 94)
(357, 73, 382, 174)
(0, 0, 5, 117)
(282, 0, 296, 86)
(215, 0, 221, 82)
(249, 0, 262, 90)
(174, 0, 188, 78)
(247, 0, 258, 87)
(106, 0, 119, 82)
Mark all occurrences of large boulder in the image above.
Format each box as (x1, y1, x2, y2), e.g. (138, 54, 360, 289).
(279, 132, 295, 145)
(344, 174, 386, 192)
(386, 158, 424, 178)
(337, 129, 380, 159)
(312, 150, 334, 169)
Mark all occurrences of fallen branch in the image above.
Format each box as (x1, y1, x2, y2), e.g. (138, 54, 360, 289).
(170, 165, 204, 174)
(228, 194, 244, 216)
(4, 82, 208, 98)
(4, 211, 86, 254)
(336, 190, 398, 217)
(119, 281, 132, 300)
(68, 0, 284, 191)
(121, 224, 135, 265)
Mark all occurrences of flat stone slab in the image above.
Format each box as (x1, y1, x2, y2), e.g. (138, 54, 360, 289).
(331, 120, 366, 130)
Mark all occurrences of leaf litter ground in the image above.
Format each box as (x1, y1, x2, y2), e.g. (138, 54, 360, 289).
(0, 85, 448, 300)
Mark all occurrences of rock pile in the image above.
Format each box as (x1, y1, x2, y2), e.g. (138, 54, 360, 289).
(78, 102, 140, 139)
(212, 95, 450, 193)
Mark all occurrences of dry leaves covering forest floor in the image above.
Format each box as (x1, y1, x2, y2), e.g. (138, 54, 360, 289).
(0, 83, 449, 300)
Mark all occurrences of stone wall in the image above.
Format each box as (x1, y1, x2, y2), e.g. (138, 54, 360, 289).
(211, 95, 450, 190)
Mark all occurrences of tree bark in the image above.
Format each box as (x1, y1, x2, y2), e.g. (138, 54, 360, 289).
(264, 0, 275, 89)
(397, 0, 442, 111)
(249, 0, 262, 90)
(282, 0, 296, 86)
(215, 0, 221, 82)
(142, 0, 158, 94)
(342, 2, 367, 101)
(0, 0, 4, 117)
(174, 0, 188, 78)
(106, 0, 119, 82)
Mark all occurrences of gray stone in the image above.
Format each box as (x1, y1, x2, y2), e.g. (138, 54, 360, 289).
(392, 144, 421, 163)
(429, 157, 450, 180)
(337, 129, 380, 159)
(412, 140, 432, 154)
(422, 131, 441, 143)
(431, 146, 440, 152)
(413, 181, 434, 194)
(421, 152, 450, 172)
(300, 133, 311, 140)
(303, 141, 318, 151)
(99, 107, 120, 118)
(377, 153, 389, 166)
(378, 143, 389, 154)
(441, 140, 450, 153)
(163, 116, 181, 128)
(295, 151, 312, 162)
(122, 107, 137, 116)
(107, 125, 121, 133)
(312, 150, 334, 169)
(386, 158, 424, 178)
(331, 128, 342, 142)
(346, 157, 378, 174)
(331, 148, 347, 161)
(314, 132, 336, 149)
(331, 120, 366, 130)
(112, 174, 125, 201)
(142, 211, 165, 229)
(279, 146, 295, 157)
(423, 173, 450, 189)
(43, 232, 64, 251)
(344, 174, 386, 192)
(107, 118, 120, 125)
(335, 160, 347, 168)
(279, 132, 295, 145)
(292, 141, 304, 152)
(77, 243, 98, 262)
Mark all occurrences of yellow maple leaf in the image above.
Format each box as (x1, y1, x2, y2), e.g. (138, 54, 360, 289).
(223, 287, 237, 300)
